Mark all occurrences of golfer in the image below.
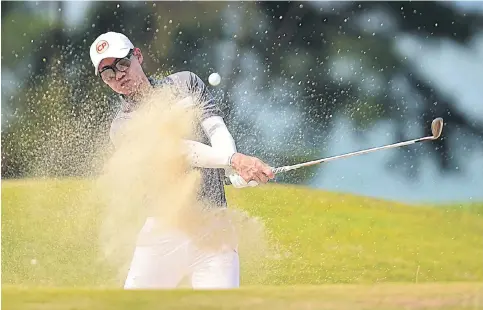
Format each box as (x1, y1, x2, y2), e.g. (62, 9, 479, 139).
(90, 31, 274, 289)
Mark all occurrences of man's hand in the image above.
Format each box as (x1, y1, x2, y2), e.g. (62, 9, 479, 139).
(225, 168, 259, 188)
(230, 153, 275, 184)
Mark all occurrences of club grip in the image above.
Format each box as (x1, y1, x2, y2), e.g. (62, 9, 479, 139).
(225, 166, 288, 186)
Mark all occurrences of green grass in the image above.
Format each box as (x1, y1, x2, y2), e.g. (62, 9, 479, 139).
(2, 178, 483, 309)
(3, 283, 483, 310)
(2, 177, 482, 288)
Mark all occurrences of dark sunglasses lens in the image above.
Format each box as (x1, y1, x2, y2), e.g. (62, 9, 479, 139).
(116, 59, 131, 71)
(100, 69, 116, 81)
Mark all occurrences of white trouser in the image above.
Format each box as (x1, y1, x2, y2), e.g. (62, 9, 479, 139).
(124, 217, 240, 289)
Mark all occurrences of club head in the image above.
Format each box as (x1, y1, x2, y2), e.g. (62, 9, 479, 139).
(431, 117, 444, 139)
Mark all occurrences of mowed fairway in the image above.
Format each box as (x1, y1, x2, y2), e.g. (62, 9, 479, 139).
(3, 283, 483, 310)
(2, 178, 483, 309)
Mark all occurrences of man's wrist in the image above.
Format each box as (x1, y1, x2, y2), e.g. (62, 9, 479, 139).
(228, 152, 238, 168)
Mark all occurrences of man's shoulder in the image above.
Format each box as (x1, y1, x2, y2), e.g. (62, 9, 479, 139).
(108, 108, 129, 145)
(159, 71, 203, 87)
(166, 70, 198, 80)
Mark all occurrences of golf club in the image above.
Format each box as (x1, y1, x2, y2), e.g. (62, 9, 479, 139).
(226, 117, 444, 184)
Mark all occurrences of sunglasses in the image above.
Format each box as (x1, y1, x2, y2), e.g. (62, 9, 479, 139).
(99, 49, 134, 81)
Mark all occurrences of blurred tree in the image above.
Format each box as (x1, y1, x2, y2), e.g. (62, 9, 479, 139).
(216, 1, 483, 182)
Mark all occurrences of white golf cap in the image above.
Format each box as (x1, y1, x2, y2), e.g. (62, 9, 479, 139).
(90, 31, 134, 75)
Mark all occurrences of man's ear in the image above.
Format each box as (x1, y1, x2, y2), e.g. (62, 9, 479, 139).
(133, 47, 144, 64)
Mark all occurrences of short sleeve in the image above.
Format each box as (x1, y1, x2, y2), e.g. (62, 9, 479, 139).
(167, 71, 223, 121)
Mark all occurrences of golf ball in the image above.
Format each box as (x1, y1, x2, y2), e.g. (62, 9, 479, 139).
(208, 73, 221, 86)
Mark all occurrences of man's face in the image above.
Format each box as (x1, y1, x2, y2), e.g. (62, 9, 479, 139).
(98, 48, 146, 96)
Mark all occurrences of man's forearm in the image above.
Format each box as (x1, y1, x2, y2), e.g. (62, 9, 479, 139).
(183, 140, 233, 169)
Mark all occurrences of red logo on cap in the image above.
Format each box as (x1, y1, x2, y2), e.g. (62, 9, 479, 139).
(96, 40, 109, 54)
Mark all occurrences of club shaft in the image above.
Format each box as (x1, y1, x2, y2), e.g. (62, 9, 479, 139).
(224, 134, 435, 185)
(273, 136, 434, 174)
